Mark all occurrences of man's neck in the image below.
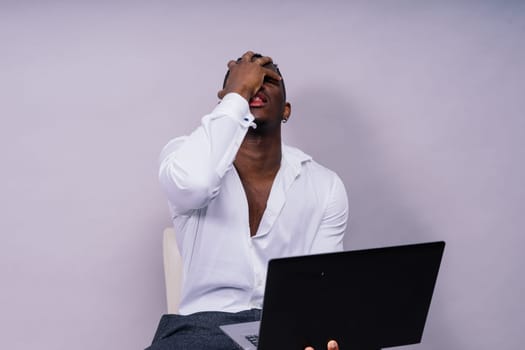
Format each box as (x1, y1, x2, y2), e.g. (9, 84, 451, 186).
(234, 129, 282, 181)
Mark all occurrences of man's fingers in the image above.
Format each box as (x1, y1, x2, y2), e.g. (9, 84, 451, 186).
(327, 340, 339, 350)
(254, 55, 273, 66)
(240, 51, 255, 61)
(263, 67, 282, 81)
(239, 51, 273, 66)
(304, 340, 338, 350)
(221, 51, 281, 100)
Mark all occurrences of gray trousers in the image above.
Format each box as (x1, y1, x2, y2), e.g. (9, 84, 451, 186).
(146, 309, 262, 350)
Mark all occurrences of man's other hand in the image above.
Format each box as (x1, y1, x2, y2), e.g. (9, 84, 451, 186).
(305, 340, 339, 350)
(217, 51, 281, 101)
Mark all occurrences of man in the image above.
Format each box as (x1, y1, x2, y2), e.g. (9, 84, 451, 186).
(151, 51, 348, 350)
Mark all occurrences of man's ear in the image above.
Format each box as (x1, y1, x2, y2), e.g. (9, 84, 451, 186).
(283, 102, 291, 121)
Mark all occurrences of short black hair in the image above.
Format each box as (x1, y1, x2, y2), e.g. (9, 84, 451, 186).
(222, 53, 286, 100)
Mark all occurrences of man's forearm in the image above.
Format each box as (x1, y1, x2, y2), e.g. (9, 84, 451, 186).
(159, 93, 254, 215)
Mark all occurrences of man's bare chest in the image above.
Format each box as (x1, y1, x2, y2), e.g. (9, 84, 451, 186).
(240, 179, 273, 237)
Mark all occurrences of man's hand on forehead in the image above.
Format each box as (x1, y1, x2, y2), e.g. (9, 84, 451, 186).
(238, 51, 274, 66)
(217, 51, 281, 101)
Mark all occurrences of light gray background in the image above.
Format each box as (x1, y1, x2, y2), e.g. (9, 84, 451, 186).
(1, 1, 524, 349)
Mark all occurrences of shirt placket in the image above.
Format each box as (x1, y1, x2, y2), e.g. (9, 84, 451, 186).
(244, 236, 260, 308)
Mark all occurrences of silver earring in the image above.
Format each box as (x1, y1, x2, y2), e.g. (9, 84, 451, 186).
(282, 118, 287, 123)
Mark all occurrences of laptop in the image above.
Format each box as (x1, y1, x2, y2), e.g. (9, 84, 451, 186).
(220, 241, 445, 350)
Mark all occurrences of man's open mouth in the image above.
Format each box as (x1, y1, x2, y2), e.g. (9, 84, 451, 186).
(249, 92, 268, 107)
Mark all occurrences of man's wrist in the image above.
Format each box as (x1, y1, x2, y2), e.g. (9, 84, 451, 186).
(214, 93, 254, 127)
(223, 87, 252, 101)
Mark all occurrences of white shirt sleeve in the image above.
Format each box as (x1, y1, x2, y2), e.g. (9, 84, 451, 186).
(159, 93, 255, 216)
(310, 174, 349, 253)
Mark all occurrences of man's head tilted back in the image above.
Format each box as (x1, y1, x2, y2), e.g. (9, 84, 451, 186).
(220, 51, 291, 128)
(222, 53, 286, 101)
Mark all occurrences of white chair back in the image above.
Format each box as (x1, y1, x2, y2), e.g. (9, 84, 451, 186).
(163, 227, 183, 314)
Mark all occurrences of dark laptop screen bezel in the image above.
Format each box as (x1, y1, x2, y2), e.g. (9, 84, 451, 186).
(257, 241, 445, 350)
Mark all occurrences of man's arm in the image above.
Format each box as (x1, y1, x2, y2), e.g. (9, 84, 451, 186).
(159, 93, 253, 215)
(159, 51, 281, 215)
(310, 174, 349, 253)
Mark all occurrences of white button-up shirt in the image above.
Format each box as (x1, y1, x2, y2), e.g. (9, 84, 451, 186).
(159, 93, 349, 315)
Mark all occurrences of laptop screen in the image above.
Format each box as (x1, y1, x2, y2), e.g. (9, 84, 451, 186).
(257, 241, 445, 349)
